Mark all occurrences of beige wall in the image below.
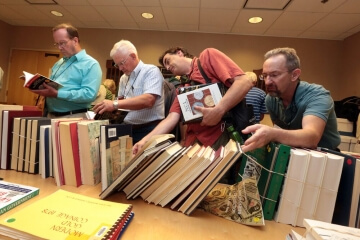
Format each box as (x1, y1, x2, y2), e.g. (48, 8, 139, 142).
(343, 32, 360, 98)
(0, 21, 358, 103)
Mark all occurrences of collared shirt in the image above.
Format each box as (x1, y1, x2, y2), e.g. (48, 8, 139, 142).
(266, 81, 341, 149)
(118, 60, 165, 125)
(46, 49, 102, 112)
(246, 87, 267, 123)
(169, 48, 244, 147)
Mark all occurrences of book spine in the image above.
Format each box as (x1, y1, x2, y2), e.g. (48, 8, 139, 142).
(0, 189, 39, 215)
(274, 149, 309, 226)
(101, 205, 133, 240)
(263, 144, 291, 220)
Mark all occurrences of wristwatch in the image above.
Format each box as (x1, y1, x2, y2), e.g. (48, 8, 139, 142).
(113, 99, 119, 110)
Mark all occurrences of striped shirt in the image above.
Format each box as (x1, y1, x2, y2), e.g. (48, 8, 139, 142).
(245, 87, 267, 123)
(118, 60, 165, 124)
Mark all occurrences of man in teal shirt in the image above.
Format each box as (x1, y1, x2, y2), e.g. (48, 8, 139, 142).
(31, 23, 102, 118)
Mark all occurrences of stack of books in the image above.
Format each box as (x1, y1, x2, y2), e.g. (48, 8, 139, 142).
(287, 218, 360, 240)
(100, 134, 243, 216)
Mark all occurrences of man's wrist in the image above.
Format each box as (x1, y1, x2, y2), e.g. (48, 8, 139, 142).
(113, 99, 119, 110)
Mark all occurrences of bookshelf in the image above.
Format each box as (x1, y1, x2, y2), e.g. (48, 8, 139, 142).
(0, 170, 305, 240)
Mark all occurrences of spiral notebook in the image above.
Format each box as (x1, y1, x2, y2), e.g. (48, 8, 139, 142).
(0, 189, 133, 240)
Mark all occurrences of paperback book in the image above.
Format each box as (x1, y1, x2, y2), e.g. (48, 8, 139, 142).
(0, 181, 39, 215)
(0, 189, 133, 240)
(177, 83, 223, 123)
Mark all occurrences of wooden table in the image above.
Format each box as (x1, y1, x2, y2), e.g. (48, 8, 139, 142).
(0, 170, 305, 240)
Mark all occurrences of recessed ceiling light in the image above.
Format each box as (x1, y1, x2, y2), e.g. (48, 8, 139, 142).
(51, 10, 63, 17)
(141, 12, 154, 19)
(248, 17, 262, 24)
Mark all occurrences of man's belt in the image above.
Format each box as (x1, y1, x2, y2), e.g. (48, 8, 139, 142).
(49, 108, 88, 117)
(132, 119, 162, 130)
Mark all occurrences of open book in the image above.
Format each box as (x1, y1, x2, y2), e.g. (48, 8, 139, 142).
(177, 83, 223, 123)
(20, 71, 62, 90)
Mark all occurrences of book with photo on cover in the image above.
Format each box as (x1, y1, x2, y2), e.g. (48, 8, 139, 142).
(177, 83, 224, 123)
(20, 71, 62, 90)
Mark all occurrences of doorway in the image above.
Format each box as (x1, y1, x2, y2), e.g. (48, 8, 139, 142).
(7, 49, 61, 106)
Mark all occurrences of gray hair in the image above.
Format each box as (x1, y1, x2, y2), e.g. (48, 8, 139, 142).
(110, 40, 138, 58)
(264, 47, 300, 71)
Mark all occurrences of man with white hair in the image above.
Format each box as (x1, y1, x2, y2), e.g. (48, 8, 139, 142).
(94, 40, 165, 143)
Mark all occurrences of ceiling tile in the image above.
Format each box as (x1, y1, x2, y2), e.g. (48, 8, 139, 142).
(333, 0, 360, 14)
(299, 30, 343, 40)
(52, 0, 88, 5)
(286, 0, 347, 12)
(160, 0, 199, 8)
(61, 6, 105, 22)
(309, 13, 360, 32)
(245, 0, 291, 10)
(167, 24, 198, 32)
(0, 0, 29, 4)
(137, 22, 167, 31)
(87, 0, 124, 6)
(0, 5, 26, 20)
(232, 9, 282, 32)
(127, 7, 165, 24)
(94, 6, 133, 23)
(265, 29, 303, 38)
(6, 5, 51, 20)
(200, 8, 239, 27)
(270, 12, 326, 31)
(123, 0, 160, 7)
(201, 0, 245, 9)
(163, 7, 199, 25)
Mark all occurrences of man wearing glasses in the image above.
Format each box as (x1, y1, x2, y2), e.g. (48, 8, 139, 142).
(31, 23, 102, 118)
(93, 40, 164, 143)
(241, 47, 340, 152)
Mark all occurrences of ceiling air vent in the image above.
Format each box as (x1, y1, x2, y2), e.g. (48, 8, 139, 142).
(243, 0, 292, 10)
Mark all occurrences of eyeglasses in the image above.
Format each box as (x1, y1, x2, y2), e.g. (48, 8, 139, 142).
(259, 71, 291, 81)
(53, 39, 71, 48)
(114, 55, 130, 68)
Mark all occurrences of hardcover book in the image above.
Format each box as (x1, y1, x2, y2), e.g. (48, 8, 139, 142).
(59, 121, 82, 187)
(20, 71, 62, 90)
(0, 181, 39, 215)
(140, 144, 200, 202)
(1, 110, 42, 170)
(178, 139, 243, 215)
(39, 125, 52, 179)
(318, 147, 355, 226)
(295, 150, 327, 227)
(177, 83, 223, 123)
(170, 145, 224, 210)
(237, 142, 277, 197)
(313, 151, 344, 224)
(262, 144, 291, 220)
(77, 120, 109, 186)
(99, 134, 175, 200)
(0, 189, 133, 240)
(100, 124, 132, 191)
(123, 142, 184, 200)
(28, 118, 51, 174)
(274, 148, 310, 226)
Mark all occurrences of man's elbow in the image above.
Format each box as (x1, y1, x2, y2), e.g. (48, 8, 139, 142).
(143, 96, 156, 108)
